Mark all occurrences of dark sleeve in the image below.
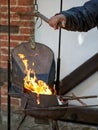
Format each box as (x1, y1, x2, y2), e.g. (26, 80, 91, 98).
(61, 0, 98, 32)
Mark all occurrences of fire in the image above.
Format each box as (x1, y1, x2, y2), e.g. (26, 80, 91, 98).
(18, 53, 54, 96)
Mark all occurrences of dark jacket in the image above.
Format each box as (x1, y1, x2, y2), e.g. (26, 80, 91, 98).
(61, 0, 98, 32)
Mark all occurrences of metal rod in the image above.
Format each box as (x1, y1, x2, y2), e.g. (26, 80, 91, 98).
(71, 93, 87, 106)
(60, 95, 97, 100)
(49, 120, 59, 130)
(34, 11, 64, 27)
(0, 4, 2, 124)
(34, 11, 49, 23)
(16, 115, 26, 130)
(16, 104, 98, 112)
(56, 0, 63, 94)
(8, 0, 11, 129)
(0, 88, 2, 124)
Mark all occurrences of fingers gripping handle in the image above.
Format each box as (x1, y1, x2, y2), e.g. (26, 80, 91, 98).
(34, 11, 65, 28)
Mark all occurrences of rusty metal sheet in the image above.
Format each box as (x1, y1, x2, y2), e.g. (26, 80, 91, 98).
(11, 42, 55, 92)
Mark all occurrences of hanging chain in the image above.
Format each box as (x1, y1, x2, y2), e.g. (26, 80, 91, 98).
(34, 0, 40, 27)
(34, 0, 38, 11)
(30, 0, 39, 49)
(34, 0, 43, 28)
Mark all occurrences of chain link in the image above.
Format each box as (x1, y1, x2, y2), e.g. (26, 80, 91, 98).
(30, 0, 39, 49)
(34, 0, 38, 11)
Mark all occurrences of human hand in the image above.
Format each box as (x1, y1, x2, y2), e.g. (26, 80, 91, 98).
(49, 14, 66, 29)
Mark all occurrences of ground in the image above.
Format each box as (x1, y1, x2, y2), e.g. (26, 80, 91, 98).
(0, 111, 97, 130)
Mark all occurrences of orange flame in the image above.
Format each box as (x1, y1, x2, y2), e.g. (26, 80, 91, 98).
(18, 53, 54, 97)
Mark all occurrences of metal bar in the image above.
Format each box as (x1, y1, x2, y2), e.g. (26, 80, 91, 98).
(61, 106, 98, 126)
(49, 120, 59, 130)
(0, 88, 2, 124)
(15, 104, 98, 111)
(16, 115, 26, 130)
(34, 11, 49, 23)
(56, 0, 63, 94)
(72, 93, 87, 106)
(60, 95, 97, 100)
(8, 0, 11, 129)
(34, 11, 64, 27)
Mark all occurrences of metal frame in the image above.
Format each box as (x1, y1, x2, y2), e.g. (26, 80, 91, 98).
(56, 0, 63, 94)
(8, 0, 11, 129)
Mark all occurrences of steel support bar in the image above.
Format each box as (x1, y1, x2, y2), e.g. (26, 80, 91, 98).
(60, 53, 98, 95)
(60, 106, 98, 126)
(8, 0, 11, 129)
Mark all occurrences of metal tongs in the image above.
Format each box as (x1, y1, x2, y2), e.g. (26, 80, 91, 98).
(59, 93, 97, 106)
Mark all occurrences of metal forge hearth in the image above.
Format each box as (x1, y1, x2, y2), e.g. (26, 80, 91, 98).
(21, 90, 68, 119)
(10, 39, 98, 130)
(11, 42, 69, 130)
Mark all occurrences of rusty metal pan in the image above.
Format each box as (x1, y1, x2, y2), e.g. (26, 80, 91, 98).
(16, 104, 98, 120)
(19, 105, 68, 120)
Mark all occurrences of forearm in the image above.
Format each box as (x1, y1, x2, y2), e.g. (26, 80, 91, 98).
(61, 0, 98, 32)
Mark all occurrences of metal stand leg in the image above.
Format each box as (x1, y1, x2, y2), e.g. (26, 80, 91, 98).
(0, 88, 2, 124)
(49, 120, 59, 130)
(16, 114, 26, 130)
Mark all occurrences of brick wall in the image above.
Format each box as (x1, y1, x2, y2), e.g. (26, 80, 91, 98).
(0, 0, 35, 111)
